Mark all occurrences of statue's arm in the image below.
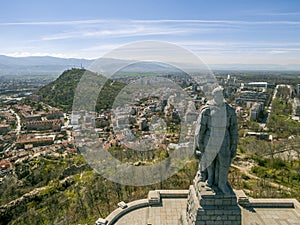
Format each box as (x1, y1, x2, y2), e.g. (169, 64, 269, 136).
(194, 108, 208, 158)
(229, 109, 238, 158)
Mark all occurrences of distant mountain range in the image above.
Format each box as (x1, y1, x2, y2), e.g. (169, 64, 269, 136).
(0, 55, 93, 76)
(0, 55, 299, 76)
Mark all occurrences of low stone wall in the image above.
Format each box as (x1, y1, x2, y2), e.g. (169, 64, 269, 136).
(95, 190, 189, 225)
(105, 199, 149, 225)
(95, 189, 300, 225)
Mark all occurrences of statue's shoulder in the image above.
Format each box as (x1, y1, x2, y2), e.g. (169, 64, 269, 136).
(225, 103, 236, 115)
(199, 105, 210, 114)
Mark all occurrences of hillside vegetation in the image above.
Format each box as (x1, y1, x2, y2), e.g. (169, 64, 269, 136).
(37, 68, 125, 112)
(0, 154, 198, 225)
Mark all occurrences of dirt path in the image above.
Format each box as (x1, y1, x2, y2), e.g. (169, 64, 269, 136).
(0, 176, 74, 219)
(231, 164, 291, 192)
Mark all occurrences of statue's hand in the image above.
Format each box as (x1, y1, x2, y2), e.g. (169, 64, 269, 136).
(230, 149, 236, 159)
(230, 144, 237, 158)
(194, 150, 202, 159)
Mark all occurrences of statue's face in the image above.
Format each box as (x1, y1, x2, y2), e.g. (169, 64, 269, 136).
(213, 91, 224, 105)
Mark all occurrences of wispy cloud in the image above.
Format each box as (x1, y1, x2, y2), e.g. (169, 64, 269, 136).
(269, 50, 289, 54)
(41, 22, 234, 41)
(4, 19, 300, 43)
(4, 18, 300, 43)
(133, 19, 300, 25)
(5, 51, 81, 58)
(78, 40, 300, 61)
(251, 11, 300, 17)
(192, 41, 300, 46)
(0, 19, 108, 26)
(41, 28, 184, 41)
(2, 19, 300, 27)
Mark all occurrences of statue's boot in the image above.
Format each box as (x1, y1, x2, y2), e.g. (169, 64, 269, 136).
(218, 183, 231, 194)
(200, 170, 207, 182)
(218, 165, 231, 194)
(207, 166, 214, 187)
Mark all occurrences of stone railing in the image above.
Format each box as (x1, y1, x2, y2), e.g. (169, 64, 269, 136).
(95, 190, 189, 225)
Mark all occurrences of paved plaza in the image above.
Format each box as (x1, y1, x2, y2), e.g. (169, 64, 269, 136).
(242, 207, 300, 225)
(97, 190, 300, 225)
(114, 198, 187, 225)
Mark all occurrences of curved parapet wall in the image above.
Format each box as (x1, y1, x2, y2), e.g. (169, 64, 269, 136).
(95, 189, 300, 225)
(105, 199, 149, 225)
(95, 190, 189, 225)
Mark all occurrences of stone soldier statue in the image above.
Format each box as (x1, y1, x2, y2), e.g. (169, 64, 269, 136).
(194, 87, 238, 194)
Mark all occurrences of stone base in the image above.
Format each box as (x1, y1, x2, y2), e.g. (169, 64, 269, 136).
(185, 181, 241, 225)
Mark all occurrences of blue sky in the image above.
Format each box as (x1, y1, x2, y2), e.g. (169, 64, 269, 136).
(1, 0, 300, 65)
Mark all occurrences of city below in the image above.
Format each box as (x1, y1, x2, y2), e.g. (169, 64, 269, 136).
(1, 65, 300, 224)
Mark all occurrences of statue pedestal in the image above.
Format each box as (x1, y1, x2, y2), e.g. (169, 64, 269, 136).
(184, 180, 241, 225)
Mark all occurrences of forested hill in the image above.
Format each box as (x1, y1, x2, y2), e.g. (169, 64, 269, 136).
(36, 68, 125, 112)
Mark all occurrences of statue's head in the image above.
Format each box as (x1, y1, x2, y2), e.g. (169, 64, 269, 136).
(212, 86, 225, 105)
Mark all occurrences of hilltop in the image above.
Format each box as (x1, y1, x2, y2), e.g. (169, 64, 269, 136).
(36, 68, 125, 112)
